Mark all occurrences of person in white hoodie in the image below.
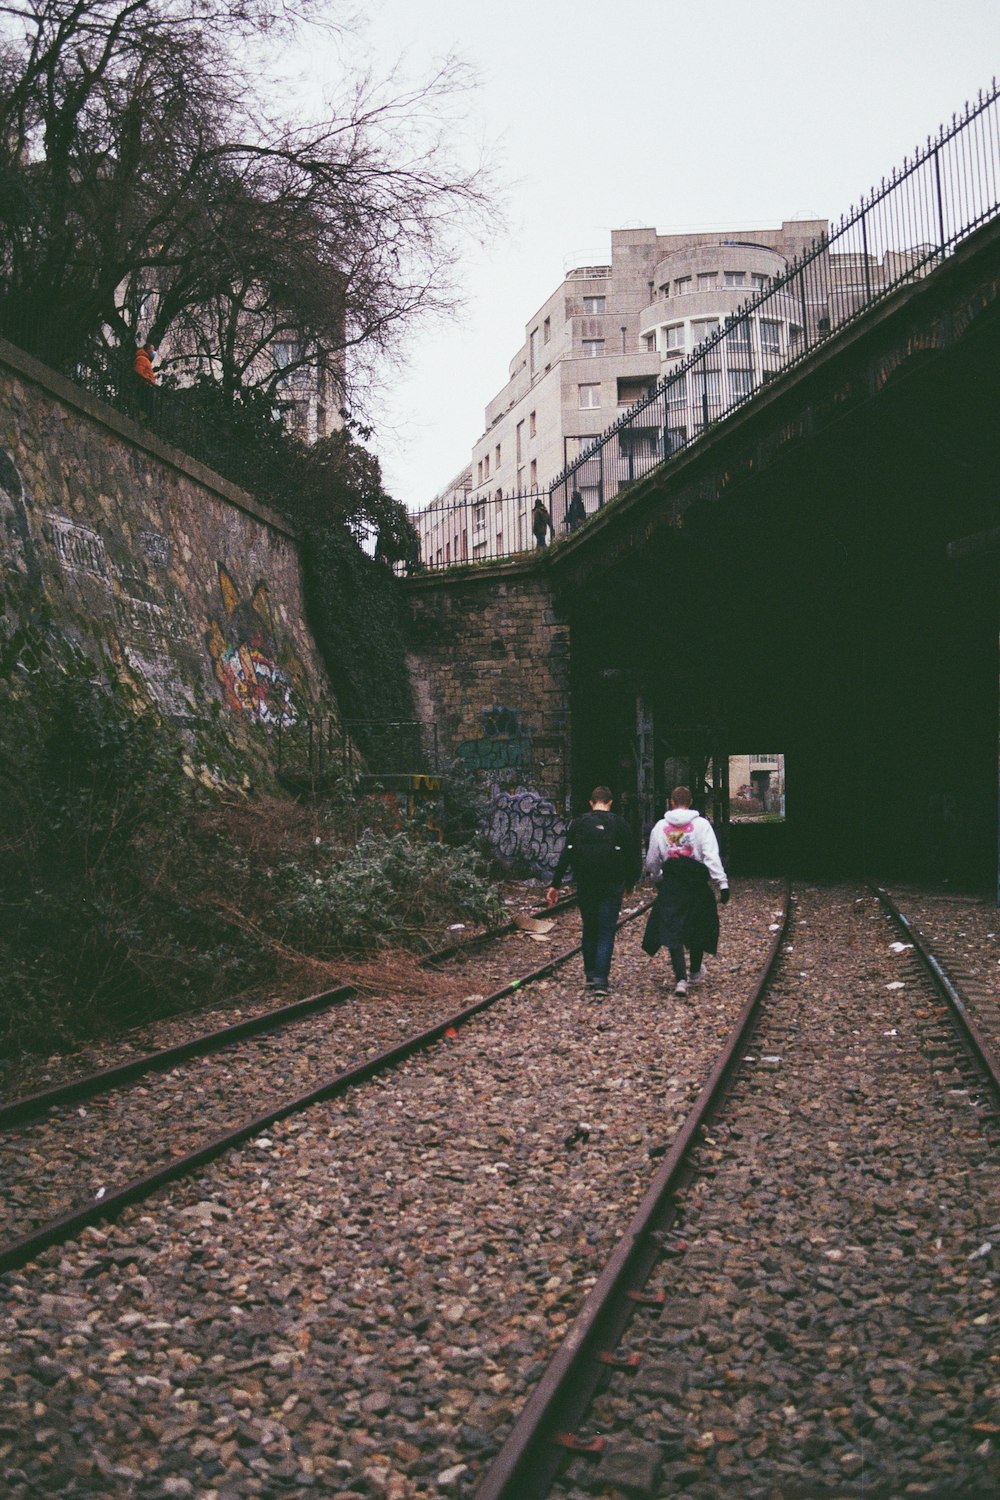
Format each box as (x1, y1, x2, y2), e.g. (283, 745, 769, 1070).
(641, 785, 730, 997)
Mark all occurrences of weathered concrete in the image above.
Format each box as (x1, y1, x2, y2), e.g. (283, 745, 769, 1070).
(0, 337, 337, 779)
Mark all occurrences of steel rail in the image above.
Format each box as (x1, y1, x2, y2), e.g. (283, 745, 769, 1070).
(0, 899, 648, 1277)
(0, 897, 577, 1129)
(474, 880, 792, 1500)
(873, 885, 1000, 1104)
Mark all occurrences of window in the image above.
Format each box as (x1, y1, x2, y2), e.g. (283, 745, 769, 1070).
(617, 377, 654, 406)
(516, 420, 524, 462)
(582, 338, 605, 358)
(692, 369, 721, 399)
(645, 334, 656, 352)
(483, 453, 490, 477)
(620, 429, 657, 461)
(272, 339, 303, 369)
(674, 276, 692, 295)
(724, 317, 750, 350)
(760, 319, 781, 354)
(495, 443, 501, 467)
(543, 316, 551, 342)
(529, 327, 539, 371)
(567, 434, 599, 460)
(473, 500, 488, 533)
(579, 383, 601, 408)
(729, 368, 754, 400)
(583, 295, 606, 314)
(529, 410, 537, 437)
(724, 271, 746, 288)
(691, 317, 720, 346)
(692, 369, 721, 426)
(697, 272, 717, 290)
(664, 324, 685, 353)
(530, 458, 538, 486)
(476, 460, 483, 485)
(751, 273, 767, 290)
(665, 371, 687, 409)
(666, 425, 687, 454)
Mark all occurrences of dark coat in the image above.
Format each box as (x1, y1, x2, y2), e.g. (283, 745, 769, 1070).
(642, 856, 720, 956)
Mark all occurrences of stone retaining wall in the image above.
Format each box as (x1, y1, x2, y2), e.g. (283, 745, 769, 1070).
(404, 564, 571, 807)
(0, 338, 336, 779)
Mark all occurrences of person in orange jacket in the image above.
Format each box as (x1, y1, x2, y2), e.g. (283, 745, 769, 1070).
(133, 342, 157, 384)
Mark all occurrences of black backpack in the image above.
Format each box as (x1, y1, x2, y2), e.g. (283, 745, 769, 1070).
(570, 813, 623, 880)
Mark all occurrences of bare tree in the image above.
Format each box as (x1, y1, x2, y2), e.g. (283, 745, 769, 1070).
(0, 0, 496, 405)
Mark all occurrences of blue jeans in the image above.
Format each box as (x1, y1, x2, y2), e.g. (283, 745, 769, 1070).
(578, 884, 625, 985)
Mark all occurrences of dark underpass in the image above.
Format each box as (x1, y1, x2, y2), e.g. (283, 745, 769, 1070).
(554, 225, 999, 891)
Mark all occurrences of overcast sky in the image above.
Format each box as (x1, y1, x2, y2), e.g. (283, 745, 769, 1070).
(316, 0, 999, 511)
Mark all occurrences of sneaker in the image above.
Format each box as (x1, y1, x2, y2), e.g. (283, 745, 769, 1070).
(689, 967, 706, 985)
(592, 982, 609, 997)
(674, 979, 688, 998)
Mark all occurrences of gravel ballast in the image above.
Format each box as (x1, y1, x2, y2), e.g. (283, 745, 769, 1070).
(550, 885, 1000, 1500)
(0, 879, 782, 1497)
(2, 879, 996, 1499)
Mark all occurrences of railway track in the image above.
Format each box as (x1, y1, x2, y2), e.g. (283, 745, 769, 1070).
(3, 878, 991, 1500)
(475, 884, 1000, 1500)
(0, 893, 633, 1274)
(0, 877, 784, 1500)
(0, 895, 578, 1125)
(878, 884, 1000, 1089)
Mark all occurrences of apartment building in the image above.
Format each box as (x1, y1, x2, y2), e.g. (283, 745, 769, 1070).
(418, 220, 828, 563)
(730, 752, 785, 815)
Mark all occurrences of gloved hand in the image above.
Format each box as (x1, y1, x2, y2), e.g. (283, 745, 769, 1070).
(720, 886, 731, 905)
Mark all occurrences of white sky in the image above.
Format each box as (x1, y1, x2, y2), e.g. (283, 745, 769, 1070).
(310, 0, 1000, 510)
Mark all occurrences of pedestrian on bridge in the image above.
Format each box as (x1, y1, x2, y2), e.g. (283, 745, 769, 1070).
(546, 786, 639, 996)
(642, 785, 730, 997)
(566, 489, 586, 531)
(532, 497, 553, 548)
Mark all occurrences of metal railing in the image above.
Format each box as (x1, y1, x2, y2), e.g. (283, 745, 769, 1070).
(274, 715, 439, 780)
(417, 80, 999, 571)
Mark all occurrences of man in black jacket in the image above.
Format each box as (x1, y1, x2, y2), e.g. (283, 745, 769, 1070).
(545, 786, 639, 996)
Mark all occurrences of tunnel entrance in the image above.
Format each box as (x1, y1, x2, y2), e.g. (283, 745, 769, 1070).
(560, 354, 997, 893)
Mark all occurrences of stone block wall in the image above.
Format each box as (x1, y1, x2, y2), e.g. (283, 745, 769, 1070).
(404, 564, 571, 806)
(0, 338, 336, 780)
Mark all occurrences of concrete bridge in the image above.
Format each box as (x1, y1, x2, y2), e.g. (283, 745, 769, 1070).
(404, 211, 1000, 891)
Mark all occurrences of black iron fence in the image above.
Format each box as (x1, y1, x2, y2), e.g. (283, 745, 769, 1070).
(417, 80, 1000, 571)
(274, 716, 439, 780)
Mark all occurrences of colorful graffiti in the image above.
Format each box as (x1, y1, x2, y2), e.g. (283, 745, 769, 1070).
(481, 786, 566, 879)
(457, 704, 533, 772)
(206, 565, 302, 730)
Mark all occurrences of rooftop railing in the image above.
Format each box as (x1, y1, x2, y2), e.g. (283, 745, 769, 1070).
(417, 80, 999, 571)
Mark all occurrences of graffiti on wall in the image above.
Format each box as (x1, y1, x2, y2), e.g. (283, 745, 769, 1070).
(205, 564, 302, 730)
(0, 448, 200, 718)
(457, 704, 533, 772)
(481, 786, 566, 879)
(0, 448, 43, 599)
(1, 448, 307, 730)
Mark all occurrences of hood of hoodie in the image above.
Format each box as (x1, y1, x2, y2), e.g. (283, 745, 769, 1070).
(664, 807, 700, 825)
